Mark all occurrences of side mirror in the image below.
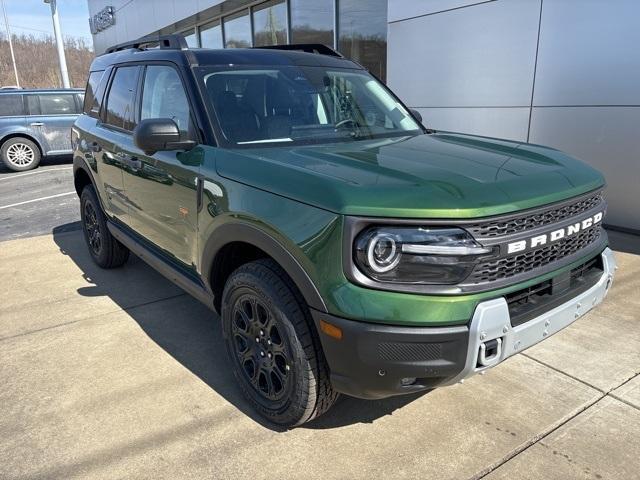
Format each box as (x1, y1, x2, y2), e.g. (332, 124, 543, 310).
(133, 118, 195, 156)
(410, 108, 423, 123)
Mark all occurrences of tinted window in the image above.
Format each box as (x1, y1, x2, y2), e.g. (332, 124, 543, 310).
(290, 0, 334, 46)
(105, 66, 139, 131)
(141, 66, 191, 136)
(38, 94, 78, 115)
(84, 70, 105, 117)
(0, 95, 25, 116)
(224, 11, 251, 48)
(253, 0, 287, 47)
(26, 95, 40, 115)
(200, 20, 222, 48)
(201, 66, 420, 145)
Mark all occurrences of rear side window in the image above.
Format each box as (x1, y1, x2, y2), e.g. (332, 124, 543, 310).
(0, 95, 25, 116)
(104, 66, 139, 131)
(83, 70, 105, 117)
(38, 94, 78, 115)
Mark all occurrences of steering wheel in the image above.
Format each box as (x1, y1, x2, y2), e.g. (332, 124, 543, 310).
(334, 118, 356, 130)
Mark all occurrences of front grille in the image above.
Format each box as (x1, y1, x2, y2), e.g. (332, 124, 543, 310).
(469, 225, 602, 284)
(505, 255, 603, 327)
(466, 191, 603, 238)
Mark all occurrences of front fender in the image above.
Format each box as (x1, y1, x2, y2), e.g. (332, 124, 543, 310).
(201, 222, 329, 312)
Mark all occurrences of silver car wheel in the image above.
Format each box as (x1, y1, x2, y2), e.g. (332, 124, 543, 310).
(6, 142, 35, 167)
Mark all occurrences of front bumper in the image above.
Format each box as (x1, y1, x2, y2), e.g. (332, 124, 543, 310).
(313, 248, 616, 399)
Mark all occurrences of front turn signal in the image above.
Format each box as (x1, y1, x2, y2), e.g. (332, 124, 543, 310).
(319, 320, 343, 340)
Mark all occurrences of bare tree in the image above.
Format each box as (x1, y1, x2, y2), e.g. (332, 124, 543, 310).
(0, 32, 93, 88)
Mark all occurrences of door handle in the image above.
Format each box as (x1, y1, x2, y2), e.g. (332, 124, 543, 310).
(30, 122, 44, 127)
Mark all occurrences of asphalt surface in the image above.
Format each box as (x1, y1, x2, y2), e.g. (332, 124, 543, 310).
(0, 159, 80, 242)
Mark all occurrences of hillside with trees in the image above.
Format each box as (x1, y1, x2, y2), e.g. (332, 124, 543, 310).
(0, 33, 94, 88)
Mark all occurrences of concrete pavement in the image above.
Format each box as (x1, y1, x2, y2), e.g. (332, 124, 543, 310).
(0, 228, 638, 479)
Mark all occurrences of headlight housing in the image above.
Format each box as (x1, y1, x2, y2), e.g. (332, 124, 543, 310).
(354, 226, 491, 284)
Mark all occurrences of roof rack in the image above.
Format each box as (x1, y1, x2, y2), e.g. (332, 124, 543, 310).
(105, 34, 188, 54)
(252, 44, 343, 58)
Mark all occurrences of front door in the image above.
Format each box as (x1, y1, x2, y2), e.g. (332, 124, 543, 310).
(95, 65, 141, 223)
(121, 63, 200, 268)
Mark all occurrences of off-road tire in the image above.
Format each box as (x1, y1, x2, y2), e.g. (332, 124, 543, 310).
(80, 185, 129, 268)
(221, 259, 338, 427)
(1, 137, 41, 171)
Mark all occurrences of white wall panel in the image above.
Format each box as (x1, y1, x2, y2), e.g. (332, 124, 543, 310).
(416, 107, 530, 142)
(534, 0, 640, 106)
(388, 0, 492, 23)
(387, 0, 540, 108)
(529, 107, 640, 230)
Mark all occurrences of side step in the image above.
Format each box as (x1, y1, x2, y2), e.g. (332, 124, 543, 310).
(107, 220, 215, 310)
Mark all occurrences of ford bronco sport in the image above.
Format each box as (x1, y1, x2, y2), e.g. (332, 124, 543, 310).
(72, 35, 616, 426)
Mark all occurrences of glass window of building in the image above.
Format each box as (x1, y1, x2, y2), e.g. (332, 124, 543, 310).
(290, 0, 334, 46)
(183, 28, 199, 47)
(338, 0, 388, 81)
(200, 20, 223, 49)
(252, 0, 287, 47)
(224, 11, 252, 48)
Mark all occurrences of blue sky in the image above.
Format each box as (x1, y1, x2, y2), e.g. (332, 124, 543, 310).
(1, 0, 92, 46)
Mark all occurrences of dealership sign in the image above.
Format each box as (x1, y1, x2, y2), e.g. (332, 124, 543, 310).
(89, 6, 115, 34)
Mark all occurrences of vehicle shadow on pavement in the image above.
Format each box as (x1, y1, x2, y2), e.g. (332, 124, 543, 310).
(0, 154, 72, 174)
(52, 224, 426, 431)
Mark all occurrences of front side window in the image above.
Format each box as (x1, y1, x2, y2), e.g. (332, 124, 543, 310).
(0, 95, 25, 116)
(38, 94, 78, 115)
(104, 66, 139, 131)
(140, 65, 191, 136)
(199, 65, 421, 146)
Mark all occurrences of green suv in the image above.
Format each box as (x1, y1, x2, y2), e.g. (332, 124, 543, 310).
(72, 35, 616, 426)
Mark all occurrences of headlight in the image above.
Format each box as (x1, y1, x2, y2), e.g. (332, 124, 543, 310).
(354, 226, 491, 284)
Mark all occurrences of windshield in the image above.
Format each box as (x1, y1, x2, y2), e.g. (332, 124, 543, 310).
(196, 65, 422, 146)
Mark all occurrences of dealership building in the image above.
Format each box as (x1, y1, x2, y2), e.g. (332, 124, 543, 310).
(87, 0, 640, 232)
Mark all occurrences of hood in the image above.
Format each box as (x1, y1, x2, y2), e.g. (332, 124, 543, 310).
(214, 133, 605, 218)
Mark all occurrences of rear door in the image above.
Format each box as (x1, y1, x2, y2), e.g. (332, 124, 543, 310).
(26, 92, 80, 154)
(120, 63, 200, 268)
(95, 65, 141, 223)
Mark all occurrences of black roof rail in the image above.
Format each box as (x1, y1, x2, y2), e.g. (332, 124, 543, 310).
(252, 44, 343, 58)
(105, 34, 188, 54)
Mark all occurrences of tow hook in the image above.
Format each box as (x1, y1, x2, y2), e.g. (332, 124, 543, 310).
(478, 337, 502, 367)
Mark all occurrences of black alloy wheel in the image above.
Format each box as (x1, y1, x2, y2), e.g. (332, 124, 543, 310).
(83, 200, 102, 256)
(230, 292, 292, 402)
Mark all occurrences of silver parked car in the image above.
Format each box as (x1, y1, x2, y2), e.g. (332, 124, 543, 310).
(0, 88, 84, 171)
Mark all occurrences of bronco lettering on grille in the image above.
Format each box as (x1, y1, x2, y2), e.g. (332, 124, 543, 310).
(507, 212, 603, 254)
